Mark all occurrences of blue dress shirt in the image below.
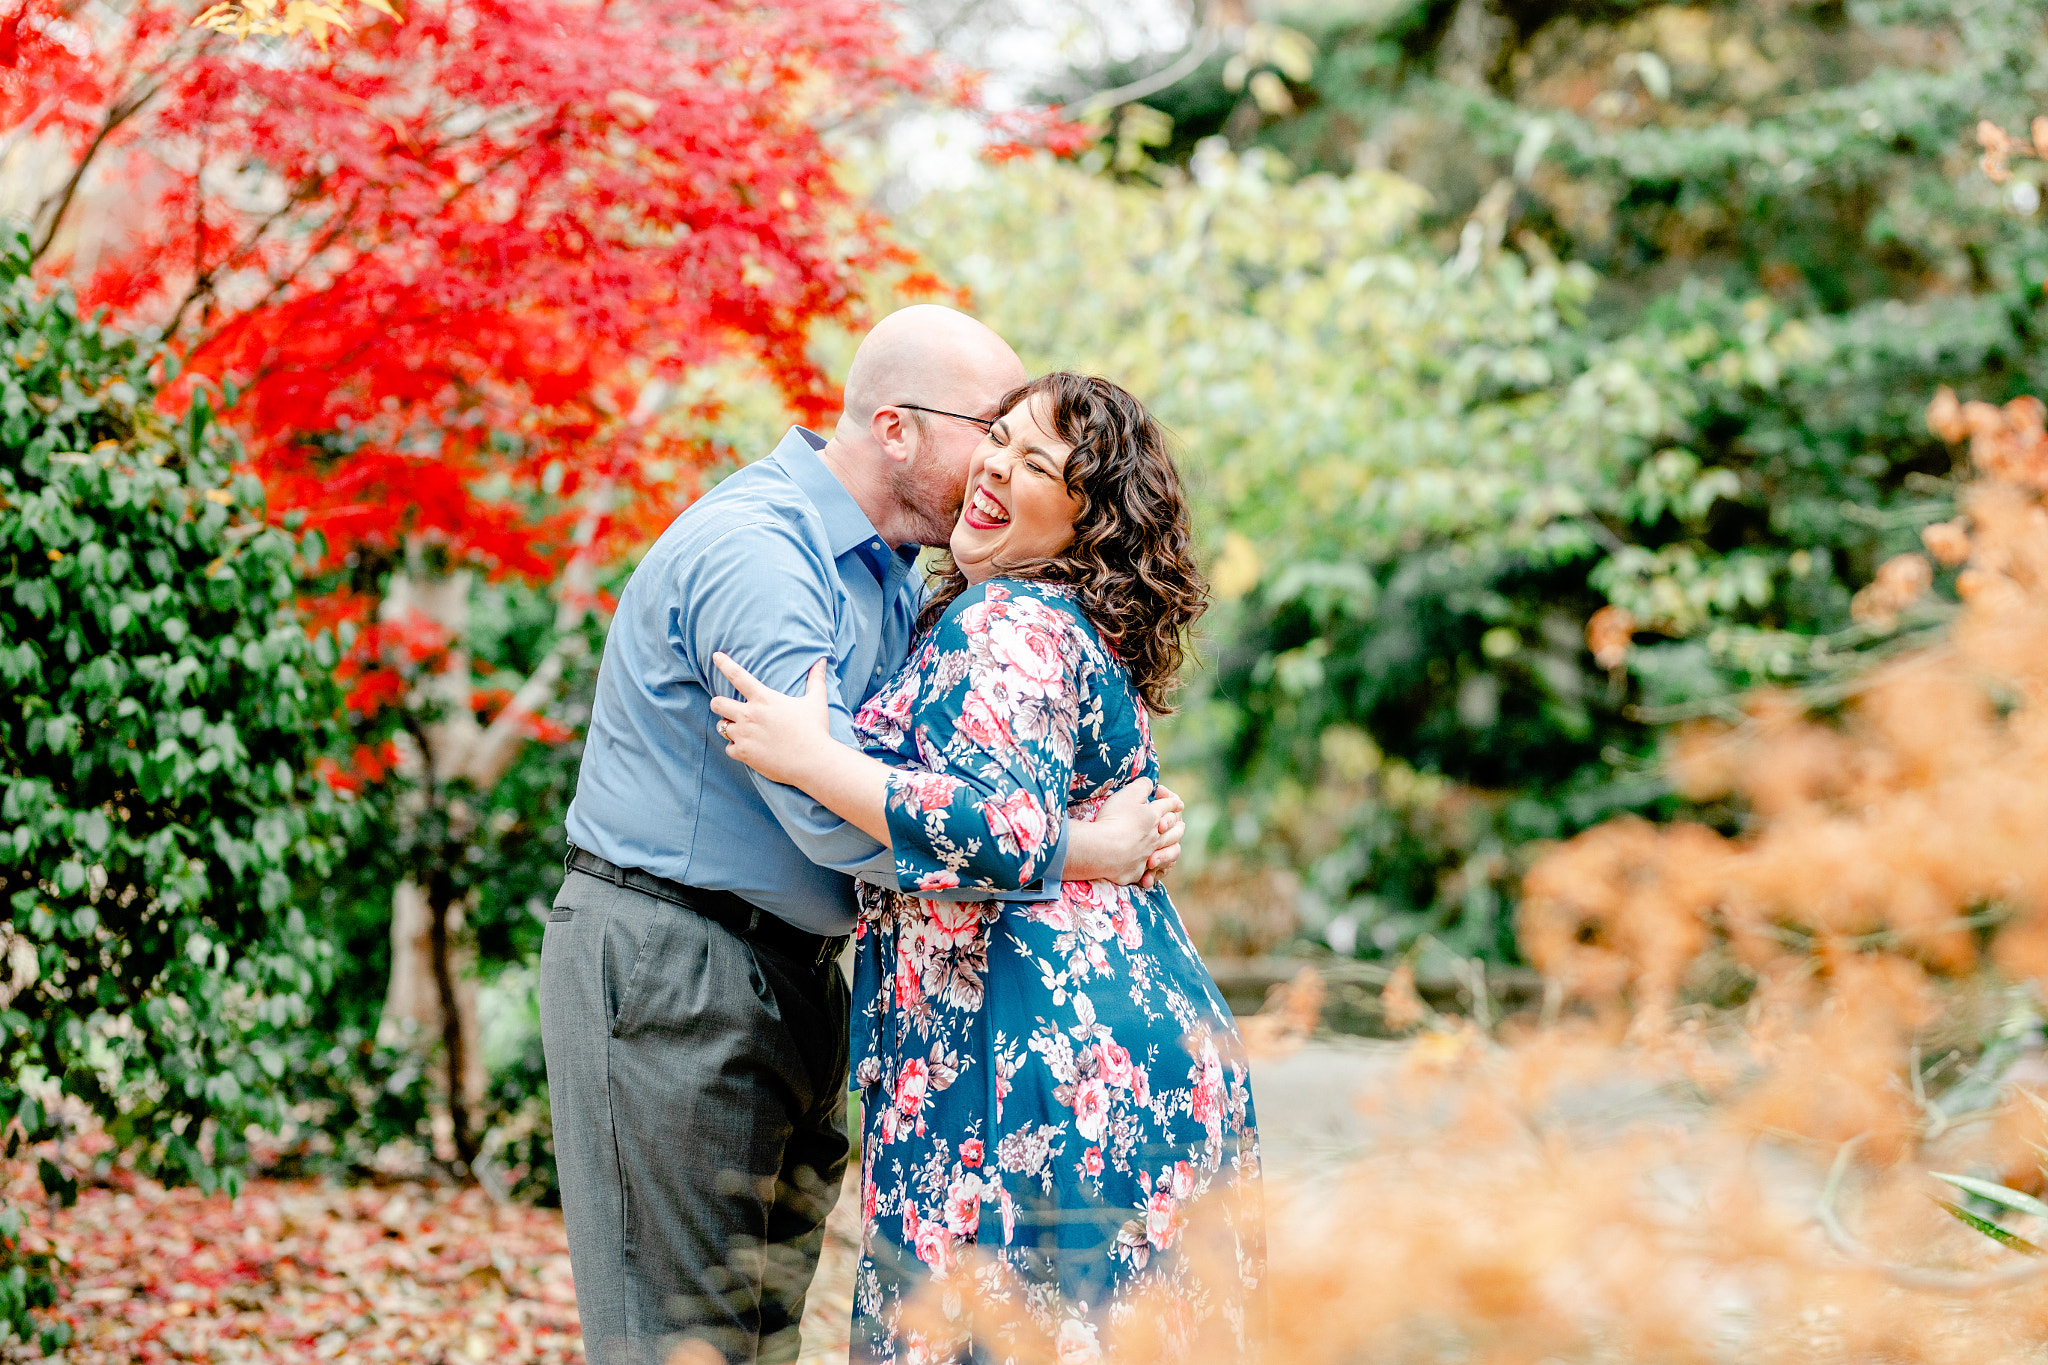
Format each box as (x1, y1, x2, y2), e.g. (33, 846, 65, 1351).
(565, 428, 1065, 936)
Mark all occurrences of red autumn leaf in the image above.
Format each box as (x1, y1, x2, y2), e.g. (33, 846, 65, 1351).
(17, 0, 971, 623)
(0, 5, 26, 67)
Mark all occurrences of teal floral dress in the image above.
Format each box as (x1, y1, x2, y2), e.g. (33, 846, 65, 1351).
(847, 578, 1263, 1365)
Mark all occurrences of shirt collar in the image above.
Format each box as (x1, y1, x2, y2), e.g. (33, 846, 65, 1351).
(770, 426, 914, 586)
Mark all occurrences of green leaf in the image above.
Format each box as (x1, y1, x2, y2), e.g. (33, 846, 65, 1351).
(1935, 1198, 2043, 1255)
(1931, 1172, 2048, 1222)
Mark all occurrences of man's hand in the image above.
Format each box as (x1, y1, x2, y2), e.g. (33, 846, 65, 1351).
(1065, 778, 1186, 889)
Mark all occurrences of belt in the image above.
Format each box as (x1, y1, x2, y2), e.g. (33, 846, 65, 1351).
(564, 845, 848, 970)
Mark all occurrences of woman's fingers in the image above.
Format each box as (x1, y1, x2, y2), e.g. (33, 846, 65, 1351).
(709, 695, 743, 721)
(803, 656, 829, 698)
(710, 650, 770, 700)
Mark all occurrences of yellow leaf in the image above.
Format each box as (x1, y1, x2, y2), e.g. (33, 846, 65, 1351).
(1249, 71, 1295, 117)
(1404, 1027, 1476, 1073)
(1211, 532, 1262, 601)
(204, 488, 234, 505)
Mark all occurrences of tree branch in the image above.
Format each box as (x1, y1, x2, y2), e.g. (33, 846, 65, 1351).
(1057, 21, 1221, 119)
(30, 82, 160, 265)
(164, 175, 334, 342)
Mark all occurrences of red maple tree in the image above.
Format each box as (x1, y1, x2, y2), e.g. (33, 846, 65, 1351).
(4, 0, 967, 1160)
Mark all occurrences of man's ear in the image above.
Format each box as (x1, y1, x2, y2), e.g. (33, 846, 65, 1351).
(869, 405, 916, 464)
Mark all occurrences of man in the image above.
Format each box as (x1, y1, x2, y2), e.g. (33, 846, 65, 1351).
(541, 306, 1183, 1365)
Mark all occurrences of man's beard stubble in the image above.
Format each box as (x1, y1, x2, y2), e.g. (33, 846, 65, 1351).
(890, 447, 964, 549)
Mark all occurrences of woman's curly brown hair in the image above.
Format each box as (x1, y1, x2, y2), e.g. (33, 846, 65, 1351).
(918, 372, 1208, 712)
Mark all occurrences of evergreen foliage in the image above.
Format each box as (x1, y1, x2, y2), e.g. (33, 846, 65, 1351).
(950, 0, 2048, 962)
(0, 232, 339, 1345)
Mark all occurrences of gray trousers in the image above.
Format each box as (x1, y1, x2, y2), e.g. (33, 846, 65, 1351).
(540, 870, 850, 1365)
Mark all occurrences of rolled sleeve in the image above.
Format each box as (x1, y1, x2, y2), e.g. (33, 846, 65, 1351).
(680, 521, 891, 876)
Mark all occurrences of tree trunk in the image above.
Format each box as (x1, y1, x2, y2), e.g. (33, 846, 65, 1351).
(1438, 0, 1514, 92)
(377, 566, 490, 1166)
(379, 879, 486, 1162)
(375, 506, 605, 1173)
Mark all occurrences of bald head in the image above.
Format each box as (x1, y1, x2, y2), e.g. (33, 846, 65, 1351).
(819, 305, 1026, 549)
(839, 305, 1025, 436)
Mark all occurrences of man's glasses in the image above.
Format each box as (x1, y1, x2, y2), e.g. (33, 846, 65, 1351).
(894, 402, 995, 433)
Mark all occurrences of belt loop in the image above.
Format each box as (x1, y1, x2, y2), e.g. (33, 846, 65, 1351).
(746, 907, 760, 935)
(611, 860, 625, 888)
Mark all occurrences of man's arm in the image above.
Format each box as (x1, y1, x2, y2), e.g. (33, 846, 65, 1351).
(682, 521, 895, 877)
(685, 523, 1179, 888)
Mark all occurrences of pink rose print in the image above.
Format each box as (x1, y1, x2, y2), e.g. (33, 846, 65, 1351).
(960, 583, 1011, 628)
(944, 1175, 981, 1238)
(922, 897, 984, 952)
(901, 771, 963, 812)
(1065, 877, 1117, 939)
(986, 617, 1065, 695)
(958, 586, 1010, 636)
(1189, 1037, 1225, 1153)
(893, 939, 923, 1010)
(1109, 894, 1143, 950)
(1072, 1077, 1110, 1143)
(914, 1215, 954, 1273)
(980, 788, 1048, 855)
(843, 579, 1262, 1347)
(1028, 894, 1076, 932)
(894, 1058, 930, 1137)
(1145, 1188, 1180, 1252)
(1093, 1040, 1135, 1091)
(959, 687, 1014, 751)
(862, 674, 917, 728)
(1054, 1318, 1103, 1365)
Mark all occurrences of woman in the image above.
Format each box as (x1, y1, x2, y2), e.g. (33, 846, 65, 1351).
(709, 374, 1262, 1364)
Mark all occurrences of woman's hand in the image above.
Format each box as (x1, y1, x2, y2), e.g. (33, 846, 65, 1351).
(709, 653, 831, 787)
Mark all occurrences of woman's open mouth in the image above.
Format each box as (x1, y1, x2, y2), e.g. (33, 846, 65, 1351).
(963, 484, 1010, 531)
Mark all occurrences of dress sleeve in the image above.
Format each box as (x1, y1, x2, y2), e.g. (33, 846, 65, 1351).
(883, 584, 1085, 895)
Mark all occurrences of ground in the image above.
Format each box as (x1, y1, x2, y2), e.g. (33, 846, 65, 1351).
(0, 1039, 1394, 1364)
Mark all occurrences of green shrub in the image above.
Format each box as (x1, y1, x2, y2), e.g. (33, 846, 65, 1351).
(0, 230, 340, 1342)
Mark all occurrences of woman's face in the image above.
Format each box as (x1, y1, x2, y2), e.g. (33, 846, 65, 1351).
(950, 394, 1082, 584)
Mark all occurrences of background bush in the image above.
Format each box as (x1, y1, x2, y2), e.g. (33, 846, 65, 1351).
(887, 0, 2048, 966)
(0, 231, 341, 1345)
